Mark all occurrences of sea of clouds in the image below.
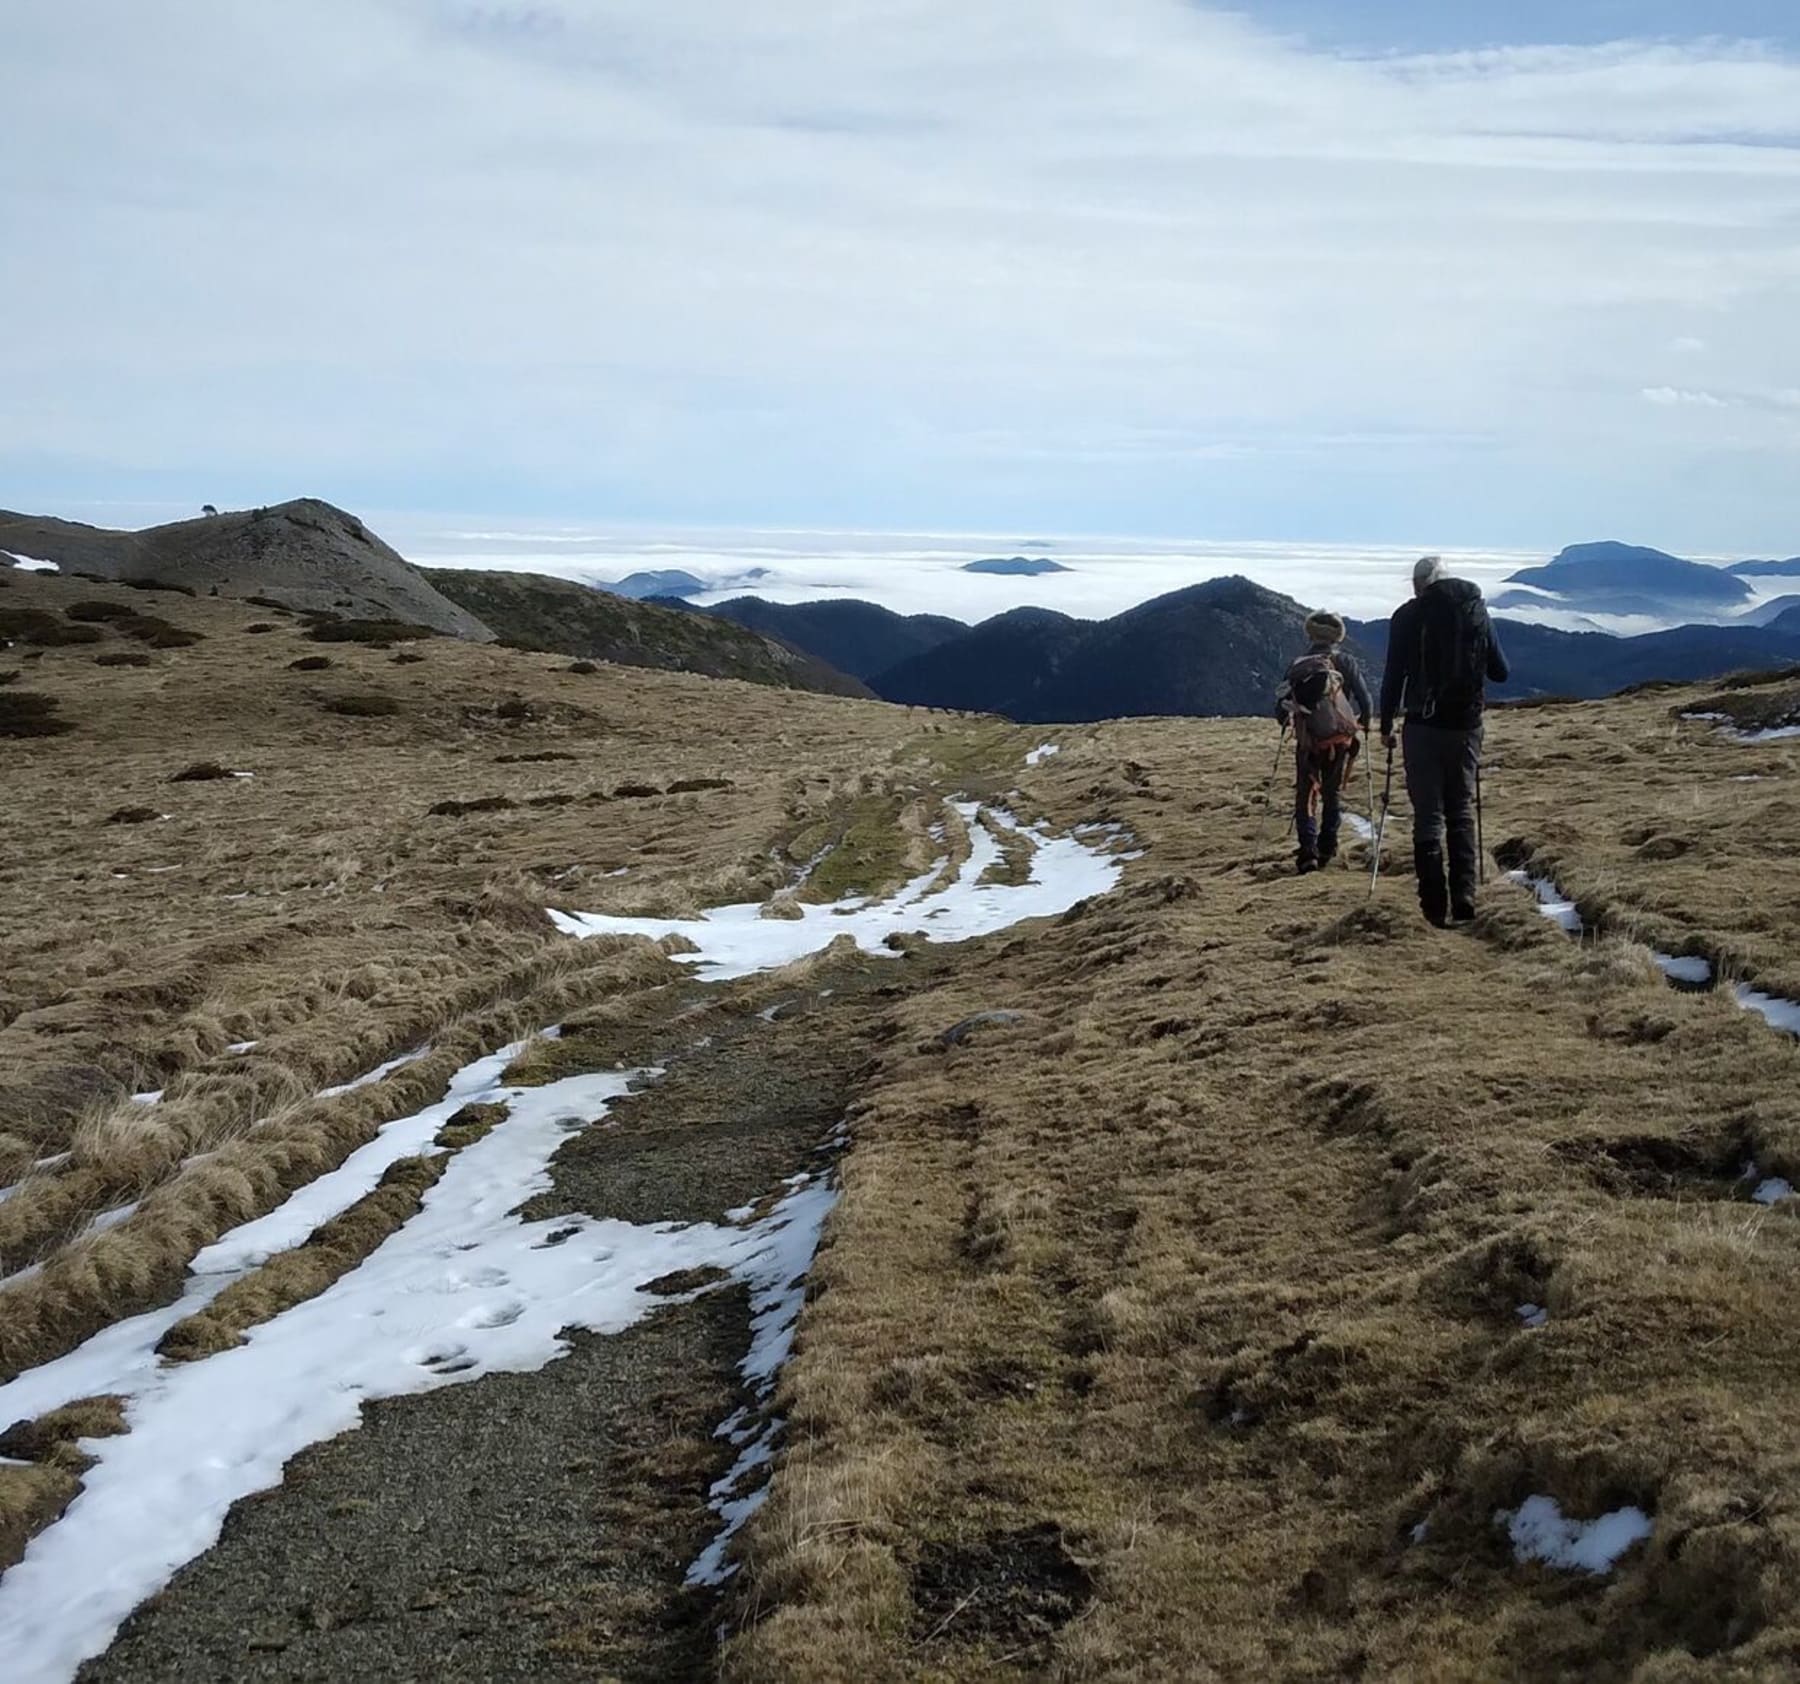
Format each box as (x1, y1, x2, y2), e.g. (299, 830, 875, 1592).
(395, 521, 1787, 637)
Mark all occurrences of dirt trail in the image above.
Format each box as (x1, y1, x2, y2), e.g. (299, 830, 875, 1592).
(81, 952, 939, 1681)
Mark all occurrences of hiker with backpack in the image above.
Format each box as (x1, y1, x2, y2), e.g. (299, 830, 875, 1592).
(1378, 556, 1510, 927)
(1276, 611, 1372, 875)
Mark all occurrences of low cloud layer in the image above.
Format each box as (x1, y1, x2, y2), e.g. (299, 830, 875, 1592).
(3, 1, 1798, 547)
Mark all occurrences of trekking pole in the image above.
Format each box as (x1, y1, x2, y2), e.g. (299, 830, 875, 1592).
(1369, 741, 1395, 897)
(1476, 759, 1486, 885)
(1252, 724, 1289, 848)
(1363, 732, 1375, 840)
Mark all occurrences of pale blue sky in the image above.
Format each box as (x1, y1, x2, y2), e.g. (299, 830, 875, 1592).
(3, 1, 1798, 553)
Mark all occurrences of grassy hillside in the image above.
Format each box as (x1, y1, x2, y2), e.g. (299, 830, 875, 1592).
(2, 499, 490, 639)
(2, 558, 1798, 1679)
(427, 567, 872, 697)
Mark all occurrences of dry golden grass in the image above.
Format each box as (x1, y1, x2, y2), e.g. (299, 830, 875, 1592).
(719, 695, 1800, 1683)
(5, 560, 1799, 1677)
(0, 569, 1001, 1380)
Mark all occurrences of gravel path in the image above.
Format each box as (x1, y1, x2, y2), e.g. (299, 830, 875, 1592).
(82, 952, 933, 1681)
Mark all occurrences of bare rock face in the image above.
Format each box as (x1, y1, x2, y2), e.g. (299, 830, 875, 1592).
(0, 499, 491, 640)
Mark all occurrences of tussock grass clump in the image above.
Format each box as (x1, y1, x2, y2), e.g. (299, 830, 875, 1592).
(64, 600, 139, 623)
(566, 660, 600, 674)
(158, 1154, 452, 1362)
(668, 776, 733, 793)
(95, 650, 154, 668)
(0, 668, 19, 685)
(243, 622, 277, 634)
(121, 578, 197, 597)
(323, 693, 402, 718)
(0, 608, 104, 647)
(428, 794, 516, 817)
(169, 761, 238, 782)
(613, 782, 662, 799)
(287, 655, 332, 671)
(305, 618, 438, 645)
(496, 751, 577, 764)
(0, 1461, 82, 1573)
(0, 692, 74, 738)
(391, 650, 427, 665)
(105, 806, 163, 826)
(117, 614, 203, 649)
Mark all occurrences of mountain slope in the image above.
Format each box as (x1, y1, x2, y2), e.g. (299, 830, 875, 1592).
(1728, 557, 1800, 578)
(426, 568, 870, 696)
(0, 500, 491, 639)
(871, 576, 1368, 723)
(1348, 611, 1800, 701)
(1504, 541, 1750, 611)
(705, 597, 968, 682)
(872, 605, 1089, 714)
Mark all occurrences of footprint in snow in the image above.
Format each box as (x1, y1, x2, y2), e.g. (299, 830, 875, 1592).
(459, 1301, 526, 1330)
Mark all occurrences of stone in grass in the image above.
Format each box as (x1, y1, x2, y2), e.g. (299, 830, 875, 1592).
(170, 761, 239, 782)
(106, 806, 163, 826)
(936, 1010, 1028, 1048)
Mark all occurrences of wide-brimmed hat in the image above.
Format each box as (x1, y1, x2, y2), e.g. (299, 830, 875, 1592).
(1304, 610, 1346, 645)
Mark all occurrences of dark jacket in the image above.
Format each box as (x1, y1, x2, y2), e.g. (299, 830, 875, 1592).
(1378, 579, 1509, 735)
(1274, 644, 1373, 730)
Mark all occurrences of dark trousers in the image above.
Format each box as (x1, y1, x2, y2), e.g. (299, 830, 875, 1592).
(1402, 719, 1482, 921)
(1295, 740, 1355, 864)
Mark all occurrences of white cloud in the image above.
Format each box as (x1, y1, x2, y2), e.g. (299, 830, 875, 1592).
(1, 2, 1798, 546)
(1642, 387, 1730, 407)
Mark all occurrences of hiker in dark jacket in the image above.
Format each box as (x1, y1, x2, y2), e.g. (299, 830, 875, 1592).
(1378, 556, 1510, 926)
(1276, 611, 1371, 874)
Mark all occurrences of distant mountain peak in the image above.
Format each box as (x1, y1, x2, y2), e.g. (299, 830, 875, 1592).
(961, 556, 1071, 576)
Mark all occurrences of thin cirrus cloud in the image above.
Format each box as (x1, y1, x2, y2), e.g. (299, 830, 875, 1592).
(0, 0, 1797, 549)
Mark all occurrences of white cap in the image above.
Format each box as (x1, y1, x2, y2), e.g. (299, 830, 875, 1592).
(1413, 554, 1445, 590)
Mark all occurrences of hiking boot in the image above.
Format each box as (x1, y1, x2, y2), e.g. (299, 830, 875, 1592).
(1297, 856, 1319, 876)
(1450, 901, 1477, 925)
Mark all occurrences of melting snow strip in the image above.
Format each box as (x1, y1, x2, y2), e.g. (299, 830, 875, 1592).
(317, 1045, 431, 1099)
(1499, 1496, 1652, 1574)
(0, 1050, 839, 1682)
(1024, 743, 1061, 766)
(1653, 953, 1713, 986)
(1736, 986, 1800, 1038)
(686, 1169, 840, 1589)
(551, 802, 1121, 981)
(1506, 870, 1583, 935)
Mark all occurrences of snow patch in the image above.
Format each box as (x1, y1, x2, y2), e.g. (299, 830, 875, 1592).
(1652, 953, 1712, 986)
(1500, 1496, 1652, 1574)
(551, 802, 1119, 981)
(3, 551, 59, 573)
(0, 1047, 838, 1682)
(1507, 870, 1583, 935)
(226, 1041, 258, 1055)
(1736, 986, 1800, 1038)
(317, 1045, 431, 1099)
(130, 1090, 162, 1107)
(1752, 1177, 1794, 1206)
(1024, 743, 1060, 766)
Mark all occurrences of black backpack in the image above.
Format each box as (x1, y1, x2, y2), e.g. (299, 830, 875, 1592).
(1413, 587, 1488, 720)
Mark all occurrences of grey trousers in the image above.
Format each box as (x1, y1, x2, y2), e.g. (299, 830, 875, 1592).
(1402, 719, 1482, 921)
